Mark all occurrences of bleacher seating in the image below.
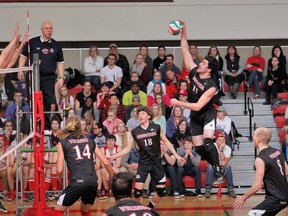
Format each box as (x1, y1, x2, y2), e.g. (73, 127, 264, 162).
(273, 104, 288, 116)
(278, 130, 286, 143)
(275, 116, 286, 128)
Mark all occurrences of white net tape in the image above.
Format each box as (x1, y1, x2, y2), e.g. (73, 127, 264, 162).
(0, 65, 33, 74)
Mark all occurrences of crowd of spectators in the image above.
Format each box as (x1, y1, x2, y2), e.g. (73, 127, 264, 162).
(1, 39, 288, 204)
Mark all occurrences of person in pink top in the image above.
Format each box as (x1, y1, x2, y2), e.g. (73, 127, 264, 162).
(147, 82, 171, 107)
(246, 46, 266, 99)
(103, 108, 123, 135)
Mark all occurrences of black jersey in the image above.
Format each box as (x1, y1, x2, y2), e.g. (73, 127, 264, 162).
(105, 199, 159, 216)
(21, 36, 64, 77)
(188, 67, 219, 114)
(131, 123, 161, 165)
(257, 147, 288, 202)
(60, 135, 97, 186)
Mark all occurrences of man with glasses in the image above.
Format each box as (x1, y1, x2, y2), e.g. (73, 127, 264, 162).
(100, 53, 123, 97)
(5, 90, 30, 120)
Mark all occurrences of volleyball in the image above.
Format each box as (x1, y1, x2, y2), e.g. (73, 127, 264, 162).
(168, 20, 183, 35)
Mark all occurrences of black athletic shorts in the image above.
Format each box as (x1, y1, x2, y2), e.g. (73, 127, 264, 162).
(57, 185, 97, 206)
(136, 162, 166, 185)
(249, 198, 288, 216)
(190, 109, 216, 136)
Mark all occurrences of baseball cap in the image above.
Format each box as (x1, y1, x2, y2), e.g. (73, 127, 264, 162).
(178, 89, 188, 96)
(215, 131, 226, 139)
(101, 82, 110, 88)
(109, 43, 118, 48)
(217, 106, 226, 112)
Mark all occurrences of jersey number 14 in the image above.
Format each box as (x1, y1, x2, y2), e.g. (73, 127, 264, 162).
(73, 144, 92, 160)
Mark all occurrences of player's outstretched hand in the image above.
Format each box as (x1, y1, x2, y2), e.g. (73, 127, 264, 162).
(170, 98, 180, 107)
(233, 195, 246, 209)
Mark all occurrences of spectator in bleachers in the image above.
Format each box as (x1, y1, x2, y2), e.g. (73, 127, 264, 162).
(147, 71, 166, 95)
(223, 45, 245, 99)
(159, 140, 179, 198)
(96, 81, 116, 111)
(153, 45, 166, 72)
(126, 106, 140, 132)
(76, 97, 99, 122)
(166, 106, 184, 140)
(131, 53, 149, 85)
(121, 71, 146, 95)
(155, 93, 171, 119)
(174, 80, 188, 99)
(100, 135, 121, 199)
(80, 118, 93, 139)
(75, 80, 97, 111)
(2, 120, 16, 150)
(177, 90, 190, 123)
(5, 90, 29, 120)
(93, 122, 107, 149)
(189, 44, 204, 66)
(0, 134, 9, 197)
(104, 43, 130, 89)
(115, 121, 131, 149)
(263, 56, 288, 105)
(83, 111, 97, 136)
(57, 86, 74, 119)
(60, 108, 75, 129)
(140, 45, 153, 81)
(103, 108, 123, 135)
(171, 119, 191, 149)
(11, 107, 30, 138)
(204, 131, 236, 198)
(165, 69, 181, 99)
(122, 81, 147, 107)
(101, 94, 125, 123)
(147, 82, 170, 107)
(246, 46, 266, 99)
(83, 45, 104, 91)
(16, 71, 28, 103)
(159, 54, 181, 81)
(268, 45, 287, 68)
(208, 45, 225, 98)
(101, 53, 123, 96)
(151, 103, 166, 134)
(176, 136, 201, 197)
(216, 106, 231, 137)
(125, 94, 140, 123)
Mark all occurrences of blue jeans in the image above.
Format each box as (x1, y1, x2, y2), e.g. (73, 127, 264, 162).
(205, 164, 234, 190)
(163, 164, 178, 191)
(177, 166, 201, 194)
(247, 70, 263, 95)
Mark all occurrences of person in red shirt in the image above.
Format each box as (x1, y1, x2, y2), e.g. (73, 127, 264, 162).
(246, 46, 266, 99)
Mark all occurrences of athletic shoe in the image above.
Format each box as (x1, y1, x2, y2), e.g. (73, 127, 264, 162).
(97, 190, 104, 200)
(213, 175, 225, 186)
(149, 191, 155, 199)
(0, 200, 7, 213)
(204, 189, 211, 198)
(7, 190, 15, 202)
(228, 189, 236, 198)
(195, 189, 202, 197)
(142, 190, 149, 199)
(179, 193, 185, 198)
(173, 191, 180, 199)
(102, 190, 110, 199)
(254, 94, 260, 99)
(263, 101, 270, 105)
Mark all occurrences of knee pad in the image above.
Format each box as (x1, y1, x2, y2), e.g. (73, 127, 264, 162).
(203, 138, 215, 152)
(134, 189, 143, 198)
(156, 187, 166, 197)
(195, 145, 206, 157)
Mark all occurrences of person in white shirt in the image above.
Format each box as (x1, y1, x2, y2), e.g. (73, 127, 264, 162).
(100, 53, 123, 96)
(83, 45, 104, 91)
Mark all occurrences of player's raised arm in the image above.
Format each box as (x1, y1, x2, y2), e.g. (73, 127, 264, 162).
(180, 21, 197, 72)
(95, 144, 113, 179)
(109, 133, 134, 161)
(160, 129, 185, 164)
(171, 87, 217, 111)
(233, 157, 265, 209)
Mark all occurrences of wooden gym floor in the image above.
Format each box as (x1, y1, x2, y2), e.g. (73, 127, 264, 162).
(2, 194, 288, 216)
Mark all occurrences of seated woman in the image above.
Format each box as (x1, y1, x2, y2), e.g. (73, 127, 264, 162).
(151, 103, 166, 134)
(263, 56, 287, 105)
(147, 71, 166, 95)
(147, 82, 171, 107)
(103, 108, 123, 135)
(76, 97, 100, 122)
(131, 53, 149, 86)
(171, 119, 191, 149)
(223, 45, 245, 99)
(166, 106, 185, 140)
